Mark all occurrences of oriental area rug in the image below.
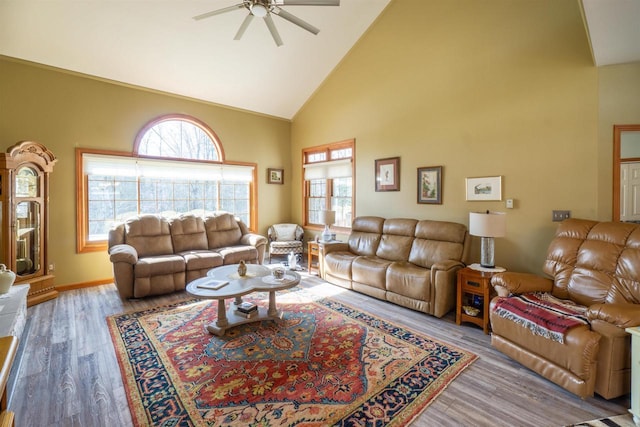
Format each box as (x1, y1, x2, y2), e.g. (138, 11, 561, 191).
(107, 289, 476, 426)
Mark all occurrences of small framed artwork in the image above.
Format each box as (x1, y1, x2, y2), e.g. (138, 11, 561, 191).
(417, 166, 442, 204)
(267, 168, 284, 184)
(375, 157, 400, 191)
(465, 176, 502, 201)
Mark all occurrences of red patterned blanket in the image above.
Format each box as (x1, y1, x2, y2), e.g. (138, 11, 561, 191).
(492, 292, 589, 343)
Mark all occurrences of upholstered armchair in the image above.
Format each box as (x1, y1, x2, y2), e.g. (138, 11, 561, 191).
(489, 218, 640, 399)
(267, 223, 304, 263)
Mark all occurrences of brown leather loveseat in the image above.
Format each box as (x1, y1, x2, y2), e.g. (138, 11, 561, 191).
(489, 218, 640, 399)
(108, 212, 267, 299)
(321, 216, 470, 317)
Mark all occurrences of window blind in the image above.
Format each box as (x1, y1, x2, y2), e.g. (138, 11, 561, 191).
(83, 154, 254, 182)
(303, 159, 352, 180)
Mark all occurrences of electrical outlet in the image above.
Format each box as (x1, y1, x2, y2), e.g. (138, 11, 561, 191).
(49, 263, 55, 271)
(552, 210, 571, 222)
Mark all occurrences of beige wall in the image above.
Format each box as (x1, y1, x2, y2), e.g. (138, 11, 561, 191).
(2, 0, 640, 287)
(597, 62, 640, 220)
(292, 0, 602, 274)
(0, 57, 291, 286)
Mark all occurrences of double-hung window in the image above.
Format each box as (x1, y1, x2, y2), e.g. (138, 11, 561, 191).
(76, 114, 256, 252)
(303, 139, 355, 230)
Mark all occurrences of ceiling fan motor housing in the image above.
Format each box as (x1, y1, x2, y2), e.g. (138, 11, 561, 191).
(248, 0, 272, 17)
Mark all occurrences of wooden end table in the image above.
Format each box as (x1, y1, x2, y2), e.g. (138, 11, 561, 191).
(456, 265, 503, 334)
(186, 264, 300, 336)
(307, 241, 320, 274)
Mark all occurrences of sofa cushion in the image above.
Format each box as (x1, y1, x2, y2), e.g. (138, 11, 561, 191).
(272, 223, 299, 241)
(376, 218, 417, 261)
(543, 219, 640, 306)
(409, 220, 467, 268)
(170, 214, 208, 253)
(180, 250, 224, 271)
(348, 216, 384, 256)
(134, 254, 185, 277)
(386, 262, 431, 301)
(205, 213, 243, 249)
(352, 256, 393, 290)
(217, 246, 258, 265)
(489, 301, 601, 382)
(125, 215, 173, 258)
(323, 251, 357, 281)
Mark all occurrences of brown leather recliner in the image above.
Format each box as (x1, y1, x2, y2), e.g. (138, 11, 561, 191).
(322, 216, 470, 318)
(108, 212, 267, 299)
(489, 218, 640, 399)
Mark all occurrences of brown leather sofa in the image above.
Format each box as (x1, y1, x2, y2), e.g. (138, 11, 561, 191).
(321, 216, 470, 317)
(108, 212, 267, 299)
(489, 218, 640, 399)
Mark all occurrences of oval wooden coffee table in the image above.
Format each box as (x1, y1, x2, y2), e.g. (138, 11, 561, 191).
(186, 264, 300, 336)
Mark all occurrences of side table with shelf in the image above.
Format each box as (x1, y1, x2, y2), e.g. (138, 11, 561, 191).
(307, 241, 320, 274)
(456, 265, 503, 334)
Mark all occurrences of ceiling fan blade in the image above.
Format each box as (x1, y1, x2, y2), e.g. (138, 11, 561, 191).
(275, 0, 339, 5)
(264, 14, 283, 47)
(234, 14, 254, 40)
(272, 7, 320, 35)
(193, 3, 245, 21)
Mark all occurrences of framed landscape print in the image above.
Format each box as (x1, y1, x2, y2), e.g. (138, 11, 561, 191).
(465, 176, 502, 201)
(375, 157, 400, 191)
(417, 166, 442, 204)
(267, 168, 284, 184)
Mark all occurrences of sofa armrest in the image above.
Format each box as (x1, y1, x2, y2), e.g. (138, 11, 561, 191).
(241, 233, 267, 248)
(109, 244, 138, 264)
(240, 233, 267, 264)
(108, 244, 137, 299)
(429, 260, 465, 318)
(431, 259, 464, 273)
(321, 241, 348, 256)
(490, 272, 553, 297)
(429, 259, 465, 289)
(587, 303, 640, 328)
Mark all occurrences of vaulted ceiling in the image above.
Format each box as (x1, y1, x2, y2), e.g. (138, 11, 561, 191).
(1, 0, 638, 120)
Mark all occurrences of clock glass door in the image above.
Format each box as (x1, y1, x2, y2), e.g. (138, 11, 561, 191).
(16, 201, 41, 276)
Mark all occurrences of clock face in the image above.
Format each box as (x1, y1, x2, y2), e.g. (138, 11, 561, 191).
(16, 167, 38, 198)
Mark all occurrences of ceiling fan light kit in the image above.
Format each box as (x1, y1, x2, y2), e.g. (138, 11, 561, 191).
(194, 0, 340, 46)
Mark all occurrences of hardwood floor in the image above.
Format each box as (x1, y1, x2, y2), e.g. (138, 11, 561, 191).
(8, 272, 631, 427)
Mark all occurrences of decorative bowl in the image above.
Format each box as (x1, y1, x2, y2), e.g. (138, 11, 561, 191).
(272, 268, 285, 280)
(463, 305, 480, 317)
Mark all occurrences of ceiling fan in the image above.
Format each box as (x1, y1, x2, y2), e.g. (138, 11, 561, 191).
(193, 0, 340, 47)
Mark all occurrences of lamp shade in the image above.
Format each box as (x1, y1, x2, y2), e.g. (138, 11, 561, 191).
(319, 210, 336, 226)
(469, 211, 506, 238)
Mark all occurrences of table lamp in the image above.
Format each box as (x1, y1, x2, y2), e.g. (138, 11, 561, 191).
(319, 210, 336, 242)
(469, 211, 506, 269)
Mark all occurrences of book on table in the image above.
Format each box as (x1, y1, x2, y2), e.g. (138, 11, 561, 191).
(196, 280, 228, 290)
(237, 302, 258, 313)
(235, 309, 258, 319)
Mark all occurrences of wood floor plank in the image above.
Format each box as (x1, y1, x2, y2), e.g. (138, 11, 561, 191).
(7, 273, 632, 427)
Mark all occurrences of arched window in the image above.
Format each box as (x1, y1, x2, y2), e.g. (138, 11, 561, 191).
(76, 114, 256, 253)
(135, 115, 224, 161)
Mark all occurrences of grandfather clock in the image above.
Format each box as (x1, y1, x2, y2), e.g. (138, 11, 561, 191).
(0, 141, 57, 306)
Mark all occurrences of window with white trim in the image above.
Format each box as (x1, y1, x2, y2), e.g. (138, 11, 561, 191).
(303, 139, 354, 229)
(77, 115, 256, 252)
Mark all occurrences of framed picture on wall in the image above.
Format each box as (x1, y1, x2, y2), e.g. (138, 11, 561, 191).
(417, 166, 442, 204)
(267, 168, 284, 184)
(465, 176, 502, 201)
(375, 157, 400, 191)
